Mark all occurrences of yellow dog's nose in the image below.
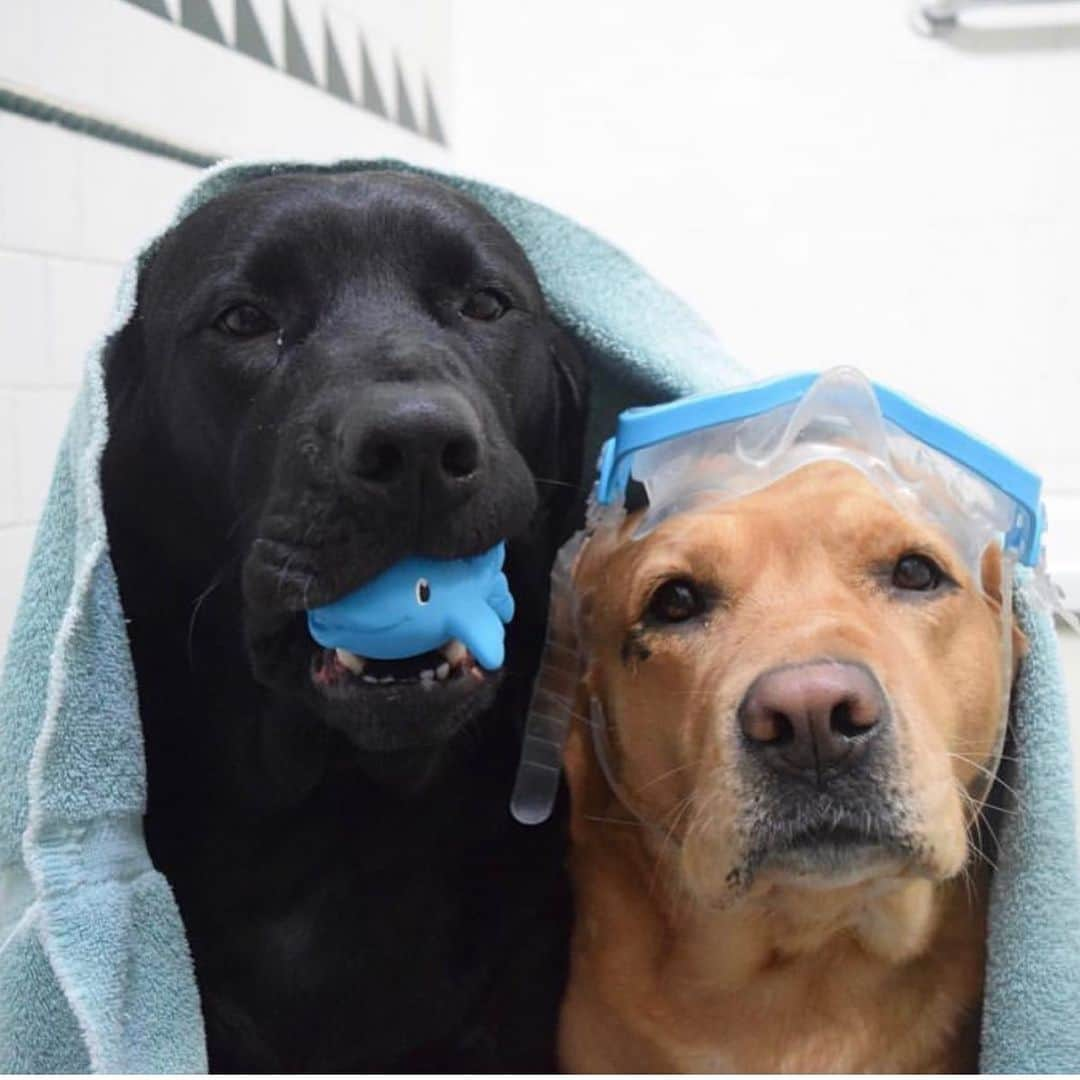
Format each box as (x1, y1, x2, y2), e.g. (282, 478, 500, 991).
(738, 660, 886, 781)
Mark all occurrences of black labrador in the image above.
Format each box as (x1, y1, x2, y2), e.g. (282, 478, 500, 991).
(100, 171, 587, 1071)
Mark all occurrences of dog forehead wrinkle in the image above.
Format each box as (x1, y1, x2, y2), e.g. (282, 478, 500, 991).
(345, 173, 542, 284)
(153, 175, 539, 320)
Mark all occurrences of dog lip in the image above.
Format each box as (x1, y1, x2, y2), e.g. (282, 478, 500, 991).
(780, 823, 884, 851)
(748, 817, 914, 883)
(310, 639, 489, 694)
(751, 813, 911, 866)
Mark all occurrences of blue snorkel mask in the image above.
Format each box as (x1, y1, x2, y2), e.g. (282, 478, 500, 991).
(598, 366, 1045, 572)
(511, 366, 1066, 826)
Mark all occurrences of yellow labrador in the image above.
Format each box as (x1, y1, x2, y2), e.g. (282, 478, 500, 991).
(556, 461, 1021, 1072)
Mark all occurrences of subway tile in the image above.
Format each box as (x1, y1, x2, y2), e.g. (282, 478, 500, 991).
(0, 252, 50, 386)
(0, 393, 19, 527)
(0, 114, 83, 258)
(74, 135, 198, 263)
(45, 258, 124, 385)
(0, 113, 194, 266)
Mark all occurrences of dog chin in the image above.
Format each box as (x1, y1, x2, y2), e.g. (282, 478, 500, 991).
(754, 842, 911, 892)
(717, 820, 920, 900)
(313, 672, 502, 751)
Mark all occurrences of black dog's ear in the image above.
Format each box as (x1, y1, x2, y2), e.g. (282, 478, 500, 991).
(545, 322, 590, 544)
(101, 316, 144, 414)
(99, 314, 157, 491)
(549, 323, 588, 425)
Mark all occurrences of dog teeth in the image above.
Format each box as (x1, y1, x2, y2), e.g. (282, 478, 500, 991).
(362, 675, 378, 684)
(379, 676, 394, 684)
(335, 648, 366, 675)
(435, 662, 450, 681)
(441, 639, 468, 666)
(420, 669, 435, 682)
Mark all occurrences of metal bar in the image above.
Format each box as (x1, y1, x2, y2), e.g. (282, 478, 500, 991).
(913, 0, 1080, 34)
(0, 81, 220, 169)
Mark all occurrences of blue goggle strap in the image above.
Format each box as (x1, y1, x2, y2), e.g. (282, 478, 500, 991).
(596, 372, 1044, 567)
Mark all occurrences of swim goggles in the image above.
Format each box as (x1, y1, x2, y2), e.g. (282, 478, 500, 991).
(511, 366, 1056, 826)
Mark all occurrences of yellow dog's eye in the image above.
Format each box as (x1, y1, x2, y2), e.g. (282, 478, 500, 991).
(646, 579, 705, 624)
(892, 553, 943, 592)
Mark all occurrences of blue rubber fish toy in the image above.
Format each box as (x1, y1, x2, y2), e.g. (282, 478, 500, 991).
(307, 542, 514, 671)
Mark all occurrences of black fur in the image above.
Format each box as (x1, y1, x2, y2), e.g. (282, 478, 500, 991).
(100, 171, 587, 1071)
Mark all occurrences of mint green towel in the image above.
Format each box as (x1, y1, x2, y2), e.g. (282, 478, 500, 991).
(1, 158, 1076, 1073)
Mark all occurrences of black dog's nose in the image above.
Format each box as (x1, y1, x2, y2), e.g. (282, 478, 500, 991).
(738, 661, 886, 782)
(338, 385, 484, 512)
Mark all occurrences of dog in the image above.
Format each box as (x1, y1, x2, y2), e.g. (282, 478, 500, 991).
(554, 461, 1021, 1072)
(99, 170, 587, 1071)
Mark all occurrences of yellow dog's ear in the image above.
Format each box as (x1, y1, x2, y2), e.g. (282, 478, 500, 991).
(980, 543, 1029, 680)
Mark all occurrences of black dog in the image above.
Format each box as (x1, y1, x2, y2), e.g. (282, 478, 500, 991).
(100, 171, 587, 1071)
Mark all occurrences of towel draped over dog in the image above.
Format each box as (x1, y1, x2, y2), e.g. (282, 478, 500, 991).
(0, 158, 1077, 1073)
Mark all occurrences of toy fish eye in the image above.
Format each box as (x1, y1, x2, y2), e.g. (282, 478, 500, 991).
(416, 579, 431, 605)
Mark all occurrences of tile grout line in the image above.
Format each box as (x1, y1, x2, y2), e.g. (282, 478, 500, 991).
(0, 246, 125, 269)
(0, 385, 81, 394)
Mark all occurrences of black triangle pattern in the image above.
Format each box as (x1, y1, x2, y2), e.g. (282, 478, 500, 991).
(124, 0, 172, 19)
(360, 36, 388, 118)
(324, 20, 353, 102)
(284, 1, 317, 85)
(118, 0, 448, 145)
(235, 0, 274, 66)
(394, 55, 419, 133)
(180, 0, 226, 43)
(424, 78, 446, 146)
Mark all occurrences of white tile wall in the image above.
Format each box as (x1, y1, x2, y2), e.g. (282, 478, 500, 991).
(0, 392, 19, 527)
(2, 0, 452, 168)
(0, 0, 452, 653)
(0, 253, 49, 388)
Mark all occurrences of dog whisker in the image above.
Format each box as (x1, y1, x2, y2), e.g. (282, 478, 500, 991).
(634, 759, 705, 793)
(954, 778, 1006, 879)
(584, 814, 641, 827)
(946, 752, 1022, 803)
(648, 790, 699, 903)
(533, 476, 585, 492)
(186, 571, 231, 669)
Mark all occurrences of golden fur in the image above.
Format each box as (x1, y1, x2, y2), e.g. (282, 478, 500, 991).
(557, 462, 1022, 1072)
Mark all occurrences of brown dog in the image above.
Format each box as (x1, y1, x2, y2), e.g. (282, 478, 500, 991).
(555, 461, 1022, 1072)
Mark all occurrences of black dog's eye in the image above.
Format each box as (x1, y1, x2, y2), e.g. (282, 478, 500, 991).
(416, 579, 431, 605)
(646, 579, 706, 624)
(461, 289, 508, 322)
(892, 553, 944, 592)
(214, 303, 276, 338)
